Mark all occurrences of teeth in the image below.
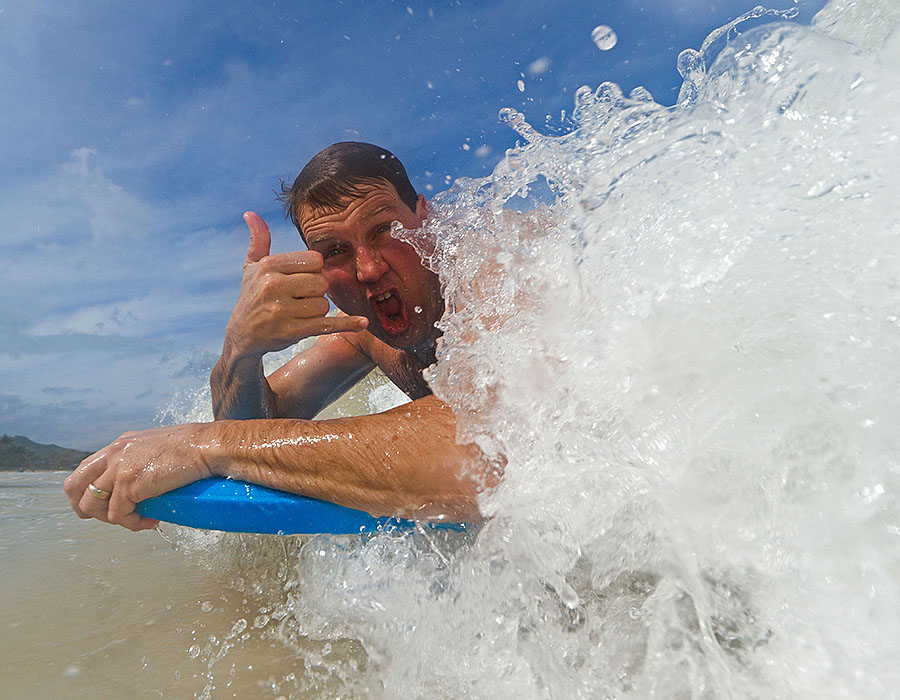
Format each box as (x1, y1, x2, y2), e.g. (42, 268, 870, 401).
(375, 291, 393, 302)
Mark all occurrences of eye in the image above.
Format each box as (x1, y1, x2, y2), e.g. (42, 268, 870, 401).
(375, 223, 392, 235)
(323, 245, 345, 259)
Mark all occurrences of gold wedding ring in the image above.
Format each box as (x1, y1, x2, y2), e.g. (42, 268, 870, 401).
(87, 483, 112, 501)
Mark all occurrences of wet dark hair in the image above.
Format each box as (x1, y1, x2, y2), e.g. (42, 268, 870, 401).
(279, 142, 418, 238)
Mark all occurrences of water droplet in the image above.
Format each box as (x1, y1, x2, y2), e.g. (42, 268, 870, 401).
(677, 49, 703, 79)
(498, 107, 519, 124)
(517, 79, 525, 92)
(188, 644, 201, 659)
(574, 85, 594, 111)
(629, 86, 654, 102)
(591, 25, 617, 51)
(414, 306, 423, 314)
(594, 81, 624, 104)
(231, 618, 248, 636)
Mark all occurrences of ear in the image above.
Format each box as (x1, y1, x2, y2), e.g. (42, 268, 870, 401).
(415, 193, 429, 222)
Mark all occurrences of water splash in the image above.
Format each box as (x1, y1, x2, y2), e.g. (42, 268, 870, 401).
(173, 2, 900, 697)
(402, 2, 900, 697)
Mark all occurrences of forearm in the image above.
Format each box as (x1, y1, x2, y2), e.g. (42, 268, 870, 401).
(210, 345, 278, 420)
(202, 396, 497, 521)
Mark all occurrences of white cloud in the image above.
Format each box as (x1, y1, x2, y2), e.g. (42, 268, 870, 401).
(0, 145, 242, 447)
(0, 149, 151, 247)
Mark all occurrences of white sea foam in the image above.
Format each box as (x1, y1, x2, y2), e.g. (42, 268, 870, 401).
(175, 2, 900, 697)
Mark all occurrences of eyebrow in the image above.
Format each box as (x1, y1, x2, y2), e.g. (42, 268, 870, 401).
(305, 201, 397, 246)
(361, 203, 394, 220)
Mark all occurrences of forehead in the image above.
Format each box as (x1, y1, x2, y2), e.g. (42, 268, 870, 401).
(298, 183, 404, 235)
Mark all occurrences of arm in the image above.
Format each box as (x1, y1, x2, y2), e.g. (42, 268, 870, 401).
(211, 324, 376, 420)
(64, 395, 500, 530)
(211, 212, 369, 419)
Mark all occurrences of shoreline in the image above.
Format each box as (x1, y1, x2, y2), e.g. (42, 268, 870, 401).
(0, 467, 74, 473)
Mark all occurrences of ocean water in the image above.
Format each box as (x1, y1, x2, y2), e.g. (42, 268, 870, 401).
(5, 1, 900, 698)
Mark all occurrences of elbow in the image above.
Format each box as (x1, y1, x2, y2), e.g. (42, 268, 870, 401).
(402, 451, 504, 524)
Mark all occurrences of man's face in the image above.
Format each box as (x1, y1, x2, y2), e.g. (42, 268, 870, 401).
(299, 182, 442, 351)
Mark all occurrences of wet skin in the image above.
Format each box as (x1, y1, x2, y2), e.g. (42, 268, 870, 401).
(63, 180, 496, 529)
(211, 182, 442, 421)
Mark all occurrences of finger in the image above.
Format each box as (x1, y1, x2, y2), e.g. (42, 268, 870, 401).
(290, 274, 329, 300)
(260, 250, 325, 274)
(77, 486, 112, 523)
(243, 211, 271, 264)
(272, 270, 328, 299)
(287, 296, 332, 319)
(117, 512, 160, 532)
(314, 315, 369, 335)
(64, 452, 108, 519)
(108, 492, 158, 532)
(77, 467, 124, 523)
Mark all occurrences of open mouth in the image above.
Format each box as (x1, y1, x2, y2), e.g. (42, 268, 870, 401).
(370, 289, 409, 335)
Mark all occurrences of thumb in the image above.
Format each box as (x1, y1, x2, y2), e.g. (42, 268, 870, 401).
(243, 211, 271, 264)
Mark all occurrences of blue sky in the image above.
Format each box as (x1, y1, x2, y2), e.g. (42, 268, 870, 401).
(0, 0, 826, 450)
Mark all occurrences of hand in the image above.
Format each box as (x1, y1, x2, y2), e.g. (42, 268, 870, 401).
(224, 212, 368, 359)
(63, 424, 215, 531)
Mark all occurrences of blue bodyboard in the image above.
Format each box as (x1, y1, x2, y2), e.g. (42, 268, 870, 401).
(135, 477, 465, 535)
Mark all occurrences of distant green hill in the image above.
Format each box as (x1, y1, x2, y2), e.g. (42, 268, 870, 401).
(0, 434, 92, 471)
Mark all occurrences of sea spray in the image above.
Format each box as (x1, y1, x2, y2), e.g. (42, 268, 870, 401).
(169, 2, 900, 697)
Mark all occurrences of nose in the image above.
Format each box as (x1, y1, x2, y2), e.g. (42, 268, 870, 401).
(355, 245, 388, 283)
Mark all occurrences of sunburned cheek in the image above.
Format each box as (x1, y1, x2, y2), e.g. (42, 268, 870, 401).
(386, 239, 424, 263)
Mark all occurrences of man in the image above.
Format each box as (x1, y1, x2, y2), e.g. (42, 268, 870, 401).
(64, 142, 497, 531)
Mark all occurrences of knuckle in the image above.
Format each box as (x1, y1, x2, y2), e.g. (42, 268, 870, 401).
(260, 274, 279, 294)
(299, 274, 326, 297)
(113, 468, 138, 492)
(312, 276, 329, 296)
(315, 297, 331, 315)
(114, 467, 134, 485)
(301, 251, 324, 268)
